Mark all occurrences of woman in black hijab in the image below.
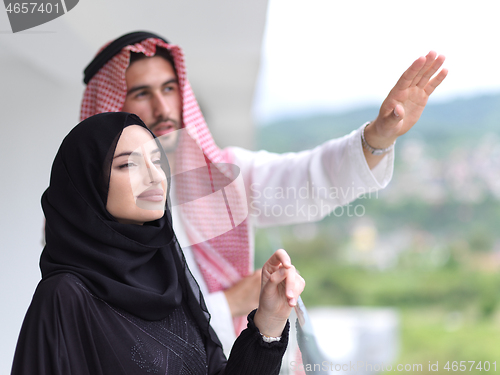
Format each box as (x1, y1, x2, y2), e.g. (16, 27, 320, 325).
(11, 112, 304, 375)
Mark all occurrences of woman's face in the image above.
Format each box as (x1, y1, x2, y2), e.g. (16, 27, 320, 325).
(107, 125, 167, 225)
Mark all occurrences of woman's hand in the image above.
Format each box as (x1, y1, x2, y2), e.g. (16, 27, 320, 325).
(253, 249, 305, 337)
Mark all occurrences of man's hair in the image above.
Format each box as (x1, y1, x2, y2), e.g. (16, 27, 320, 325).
(129, 47, 178, 78)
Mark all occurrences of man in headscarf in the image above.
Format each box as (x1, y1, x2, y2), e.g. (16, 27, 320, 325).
(81, 31, 447, 354)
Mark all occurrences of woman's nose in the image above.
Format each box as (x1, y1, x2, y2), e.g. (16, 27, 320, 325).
(144, 159, 165, 184)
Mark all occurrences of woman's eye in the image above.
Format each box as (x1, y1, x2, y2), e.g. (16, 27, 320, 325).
(119, 162, 137, 169)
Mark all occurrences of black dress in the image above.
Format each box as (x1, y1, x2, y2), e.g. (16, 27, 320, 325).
(12, 274, 288, 375)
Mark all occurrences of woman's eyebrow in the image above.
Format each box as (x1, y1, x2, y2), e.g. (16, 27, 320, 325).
(114, 148, 160, 159)
(113, 151, 139, 159)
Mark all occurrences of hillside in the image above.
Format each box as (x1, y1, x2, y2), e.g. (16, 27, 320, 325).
(256, 93, 500, 153)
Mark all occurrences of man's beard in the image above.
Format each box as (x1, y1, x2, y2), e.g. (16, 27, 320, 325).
(158, 131, 180, 154)
(149, 118, 180, 154)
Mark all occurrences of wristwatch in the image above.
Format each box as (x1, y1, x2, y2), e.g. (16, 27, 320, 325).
(260, 332, 281, 343)
(361, 122, 395, 155)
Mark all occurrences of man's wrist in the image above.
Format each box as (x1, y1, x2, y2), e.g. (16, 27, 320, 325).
(362, 121, 397, 154)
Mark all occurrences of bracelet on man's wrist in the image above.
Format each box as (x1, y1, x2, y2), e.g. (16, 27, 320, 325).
(361, 122, 396, 155)
(260, 332, 281, 343)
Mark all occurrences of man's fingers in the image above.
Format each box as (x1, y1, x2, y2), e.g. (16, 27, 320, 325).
(416, 54, 446, 88)
(424, 68, 449, 96)
(396, 51, 445, 91)
(410, 51, 437, 87)
(393, 104, 405, 120)
(378, 103, 405, 131)
(395, 56, 427, 90)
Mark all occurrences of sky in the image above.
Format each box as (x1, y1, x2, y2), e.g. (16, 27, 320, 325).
(253, 0, 500, 123)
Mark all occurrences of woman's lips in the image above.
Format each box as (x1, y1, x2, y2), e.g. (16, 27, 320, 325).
(137, 189, 164, 202)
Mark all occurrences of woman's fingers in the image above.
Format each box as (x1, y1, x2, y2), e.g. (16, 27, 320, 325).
(264, 258, 305, 307)
(288, 272, 305, 307)
(254, 249, 305, 336)
(263, 249, 291, 271)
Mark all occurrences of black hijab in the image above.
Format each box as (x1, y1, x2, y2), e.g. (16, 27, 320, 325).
(40, 112, 213, 339)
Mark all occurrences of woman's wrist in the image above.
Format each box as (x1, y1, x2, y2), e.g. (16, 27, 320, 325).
(253, 307, 287, 338)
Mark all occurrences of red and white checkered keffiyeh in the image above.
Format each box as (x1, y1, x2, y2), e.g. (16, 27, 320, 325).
(81, 38, 251, 334)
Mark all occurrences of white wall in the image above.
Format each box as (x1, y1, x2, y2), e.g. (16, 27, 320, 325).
(0, 0, 268, 371)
